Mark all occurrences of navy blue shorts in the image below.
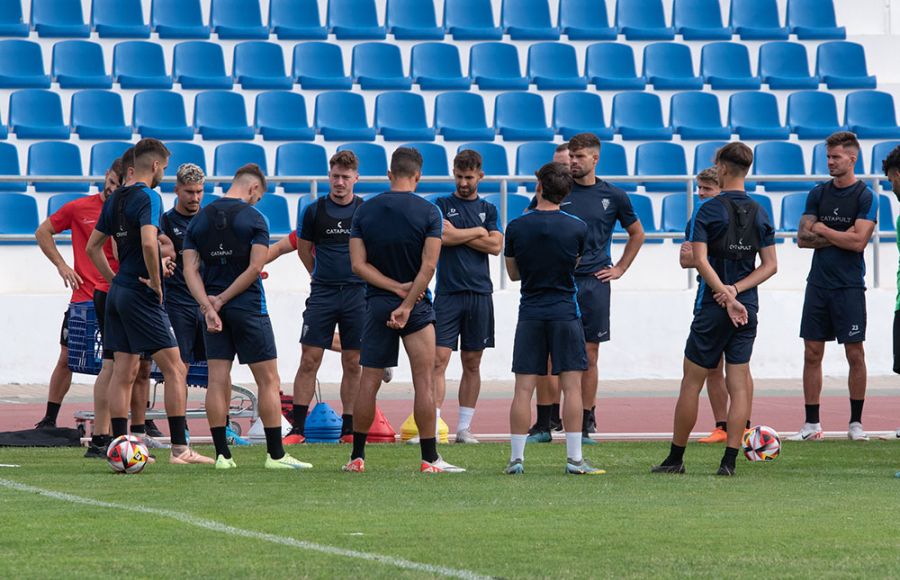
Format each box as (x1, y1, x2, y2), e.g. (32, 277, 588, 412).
(205, 304, 277, 365)
(360, 295, 435, 369)
(434, 292, 495, 351)
(684, 305, 758, 369)
(575, 275, 610, 343)
(301, 284, 366, 351)
(800, 285, 866, 344)
(167, 302, 206, 363)
(512, 318, 587, 375)
(103, 283, 178, 355)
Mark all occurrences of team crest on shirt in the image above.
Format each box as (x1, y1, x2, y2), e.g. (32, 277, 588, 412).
(478, 212, 486, 223)
(602, 198, 610, 211)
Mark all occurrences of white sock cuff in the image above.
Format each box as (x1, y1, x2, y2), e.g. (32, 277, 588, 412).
(565, 432, 582, 463)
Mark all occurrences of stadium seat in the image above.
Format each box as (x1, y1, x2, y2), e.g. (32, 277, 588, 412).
(0, 143, 26, 191)
(816, 42, 877, 89)
(0, 1, 29, 36)
(728, 92, 790, 140)
(693, 141, 728, 174)
(469, 42, 528, 90)
(661, 193, 703, 233)
(28, 142, 89, 192)
(0, 193, 38, 235)
(163, 142, 211, 192)
(758, 42, 819, 90)
(254, 92, 315, 141)
(701, 42, 761, 90)
(315, 92, 376, 141)
(327, 0, 386, 39)
(611, 92, 673, 141)
(812, 142, 864, 178)
(386, 0, 444, 39)
(89, 141, 131, 185)
(275, 143, 328, 193)
(552, 92, 614, 141)
(173, 42, 232, 89)
(211, 0, 269, 39)
(878, 194, 896, 241)
(233, 41, 293, 89)
(615, 0, 675, 40)
(753, 142, 815, 192)
(336, 143, 388, 193)
(0, 40, 51, 88)
(787, 91, 844, 140)
(787, 0, 846, 40)
(585, 43, 645, 91)
(443, 0, 503, 40)
(253, 194, 292, 235)
(112, 41, 173, 89)
(91, 0, 150, 38)
(71, 90, 132, 140)
(729, 0, 789, 40)
(214, 143, 272, 191)
(557, 0, 616, 40)
(515, 142, 557, 191)
(597, 142, 636, 192)
(374, 92, 435, 141)
(672, 0, 732, 40)
(669, 92, 731, 140)
(151, 0, 210, 39)
(501, 0, 560, 40)
(494, 92, 555, 141)
(352, 42, 412, 90)
(635, 142, 689, 192)
(780, 192, 806, 231)
(527, 43, 587, 90)
(482, 193, 532, 223)
(872, 141, 900, 190)
(292, 42, 352, 89)
(434, 92, 495, 141)
(52, 41, 112, 89)
(133, 90, 194, 140)
(612, 193, 661, 243)
(31, 0, 90, 37)
(268, 0, 327, 39)
(194, 91, 254, 140)
(642, 43, 703, 90)
(458, 142, 508, 193)
(47, 193, 87, 219)
(406, 142, 455, 193)
(411, 43, 470, 90)
(9, 90, 68, 139)
(845, 91, 900, 139)
(748, 194, 779, 235)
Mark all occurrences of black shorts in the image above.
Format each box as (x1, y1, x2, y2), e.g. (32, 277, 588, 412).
(166, 302, 206, 363)
(575, 275, 610, 343)
(300, 284, 366, 350)
(684, 305, 758, 369)
(59, 308, 69, 347)
(360, 295, 435, 369)
(205, 304, 277, 365)
(103, 283, 178, 356)
(434, 292, 495, 351)
(800, 285, 866, 344)
(92, 289, 114, 360)
(512, 318, 587, 375)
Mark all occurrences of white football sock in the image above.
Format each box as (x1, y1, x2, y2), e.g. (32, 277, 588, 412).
(457, 407, 475, 432)
(565, 432, 582, 463)
(435, 407, 442, 438)
(510, 434, 527, 462)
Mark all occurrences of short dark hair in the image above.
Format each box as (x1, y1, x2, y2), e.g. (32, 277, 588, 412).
(883, 145, 900, 176)
(453, 149, 482, 172)
(330, 150, 359, 171)
(109, 156, 126, 183)
(132, 138, 170, 170)
(714, 142, 753, 177)
(234, 163, 267, 191)
(119, 146, 136, 173)
(567, 133, 601, 153)
(555, 142, 569, 153)
(536, 162, 574, 205)
(826, 131, 861, 152)
(390, 147, 423, 178)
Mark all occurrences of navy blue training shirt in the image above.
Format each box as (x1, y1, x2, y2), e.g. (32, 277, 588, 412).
(434, 194, 500, 295)
(298, 195, 364, 286)
(160, 208, 198, 308)
(95, 183, 163, 291)
(504, 209, 587, 321)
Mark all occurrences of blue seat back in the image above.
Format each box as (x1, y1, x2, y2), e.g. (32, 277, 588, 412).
(787, 91, 840, 129)
(0, 39, 46, 78)
(749, 193, 776, 224)
(255, 91, 310, 130)
(152, 0, 205, 29)
(482, 193, 532, 223)
(328, 0, 380, 30)
(670, 92, 724, 129)
(352, 42, 406, 81)
(387, 0, 439, 29)
(28, 141, 88, 192)
(71, 90, 126, 128)
(52, 40, 106, 79)
(47, 193, 87, 218)
(616, 0, 668, 29)
(728, 92, 781, 128)
(0, 143, 25, 192)
(528, 42, 580, 80)
(753, 142, 813, 191)
(133, 90, 188, 128)
(212, 0, 264, 29)
(275, 143, 328, 193)
(469, 42, 522, 80)
(879, 194, 895, 236)
(194, 91, 248, 128)
(495, 92, 548, 131)
(375, 92, 428, 130)
(253, 194, 292, 235)
(336, 142, 388, 192)
(411, 43, 464, 79)
(758, 41, 811, 78)
(174, 41, 227, 78)
(643, 42, 696, 79)
(90, 141, 131, 177)
(701, 42, 754, 78)
(553, 92, 606, 131)
(93, 0, 145, 29)
(444, 0, 497, 30)
(0, 1, 25, 26)
(816, 41, 870, 79)
(405, 142, 453, 193)
(787, 0, 839, 29)
(0, 193, 39, 234)
(515, 142, 557, 190)
(113, 41, 169, 78)
(10, 89, 64, 127)
(214, 143, 268, 188)
(729, 0, 782, 29)
(693, 141, 729, 173)
(661, 193, 704, 232)
(234, 41, 287, 79)
(315, 92, 369, 131)
(845, 91, 898, 129)
(673, 0, 726, 29)
(585, 42, 638, 80)
(434, 92, 489, 132)
(293, 42, 346, 79)
(502, 0, 554, 30)
(270, 0, 322, 28)
(458, 142, 509, 192)
(597, 142, 634, 191)
(780, 192, 807, 230)
(32, 0, 85, 28)
(635, 142, 688, 191)
(872, 141, 900, 189)
(811, 142, 865, 176)
(612, 92, 665, 129)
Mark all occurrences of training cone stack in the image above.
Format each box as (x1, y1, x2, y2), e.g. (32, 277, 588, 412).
(304, 402, 342, 443)
(366, 406, 396, 443)
(399, 413, 450, 443)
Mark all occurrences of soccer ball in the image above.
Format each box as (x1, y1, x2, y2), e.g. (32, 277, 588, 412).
(106, 435, 150, 474)
(742, 425, 781, 462)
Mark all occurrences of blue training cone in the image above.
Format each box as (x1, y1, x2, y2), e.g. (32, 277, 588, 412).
(304, 401, 342, 443)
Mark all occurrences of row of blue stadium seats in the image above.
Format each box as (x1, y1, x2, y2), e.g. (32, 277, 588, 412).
(0, 0, 846, 41)
(0, 38, 875, 92)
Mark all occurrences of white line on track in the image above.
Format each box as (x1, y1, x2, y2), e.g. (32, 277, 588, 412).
(0, 479, 490, 580)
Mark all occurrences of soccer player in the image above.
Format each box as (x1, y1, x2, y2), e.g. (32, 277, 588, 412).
(504, 161, 602, 475)
(652, 142, 777, 476)
(346, 147, 463, 473)
(882, 145, 900, 440)
(432, 150, 503, 444)
(788, 132, 877, 442)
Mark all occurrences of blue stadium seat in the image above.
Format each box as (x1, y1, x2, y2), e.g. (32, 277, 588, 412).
(336, 143, 388, 193)
(151, 0, 210, 39)
(787, 0, 846, 40)
(0, 143, 26, 191)
(728, 92, 790, 140)
(552, 92, 614, 141)
(502, 0, 560, 40)
(233, 41, 292, 89)
(661, 193, 703, 233)
(597, 142, 635, 192)
(635, 142, 688, 192)
(47, 193, 87, 219)
(52, 41, 112, 89)
(0, 193, 38, 235)
(92, 0, 150, 38)
(194, 91, 254, 140)
(0, 40, 51, 88)
(133, 90, 194, 140)
(469, 42, 528, 90)
(458, 142, 508, 192)
(670, 92, 731, 140)
(443, 0, 503, 40)
(254, 194, 292, 235)
(352, 42, 412, 90)
(812, 142, 864, 178)
(292, 42, 352, 89)
(845, 91, 900, 139)
(527, 43, 587, 90)
(113, 41, 173, 89)
(611, 92, 673, 141)
(787, 91, 843, 140)
(214, 143, 272, 190)
(612, 193, 661, 243)
(701, 42, 761, 90)
(557, 0, 616, 40)
(615, 0, 675, 40)
(494, 92, 555, 141)
(729, 0, 789, 40)
(872, 141, 900, 190)
(163, 142, 210, 192)
(315, 92, 376, 141)
(173, 42, 232, 89)
(692, 141, 728, 174)
(748, 194, 779, 236)
(816, 42, 877, 89)
(0, 1, 29, 36)
(779, 192, 806, 231)
(296, 194, 320, 222)
(9, 89, 68, 139)
(515, 142, 557, 191)
(406, 142, 454, 193)
(387, 0, 444, 39)
(375, 92, 435, 142)
(275, 143, 328, 193)
(89, 141, 131, 186)
(878, 194, 896, 241)
(758, 42, 818, 90)
(28, 142, 89, 192)
(753, 142, 815, 192)
(254, 91, 315, 141)
(269, 0, 327, 39)
(434, 92, 495, 142)
(31, 0, 90, 37)
(482, 193, 532, 223)
(71, 90, 132, 140)
(327, 0, 386, 39)
(643, 43, 703, 90)
(211, 0, 269, 39)
(585, 43, 645, 90)
(411, 43, 470, 90)
(672, 0, 732, 40)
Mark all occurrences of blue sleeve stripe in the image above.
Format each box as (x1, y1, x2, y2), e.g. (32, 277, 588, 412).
(144, 187, 161, 228)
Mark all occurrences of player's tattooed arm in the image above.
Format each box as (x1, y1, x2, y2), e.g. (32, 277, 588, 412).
(797, 215, 830, 249)
(810, 218, 874, 253)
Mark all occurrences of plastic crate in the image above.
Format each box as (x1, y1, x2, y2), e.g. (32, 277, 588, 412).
(66, 301, 103, 375)
(150, 360, 209, 387)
